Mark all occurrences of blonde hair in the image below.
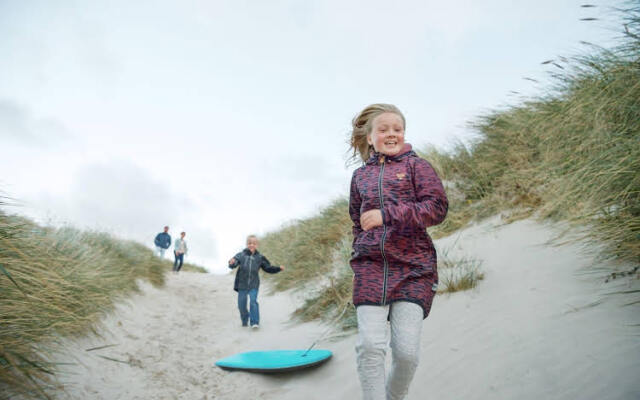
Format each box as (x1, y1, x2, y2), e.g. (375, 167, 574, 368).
(349, 103, 406, 162)
(246, 234, 258, 244)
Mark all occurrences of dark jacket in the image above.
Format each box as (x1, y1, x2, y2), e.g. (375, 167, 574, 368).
(349, 144, 448, 318)
(154, 232, 172, 249)
(229, 249, 282, 292)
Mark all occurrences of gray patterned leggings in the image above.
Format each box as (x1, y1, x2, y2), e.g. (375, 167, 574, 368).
(356, 302, 423, 400)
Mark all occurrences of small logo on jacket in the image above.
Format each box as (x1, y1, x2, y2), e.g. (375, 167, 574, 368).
(396, 173, 406, 180)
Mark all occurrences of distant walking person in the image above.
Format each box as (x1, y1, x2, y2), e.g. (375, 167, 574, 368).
(173, 231, 188, 273)
(154, 226, 171, 258)
(228, 235, 285, 328)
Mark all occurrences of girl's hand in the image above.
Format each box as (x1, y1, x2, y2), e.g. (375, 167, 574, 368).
(228, 257, 236, 265)
(360, 209, 383, 231)
(280, 265, 285, 271)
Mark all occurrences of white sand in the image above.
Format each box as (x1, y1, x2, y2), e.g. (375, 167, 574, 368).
(51, 218, 640, 399)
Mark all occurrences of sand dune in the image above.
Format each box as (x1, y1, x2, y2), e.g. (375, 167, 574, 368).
(52, 218, 639, 399)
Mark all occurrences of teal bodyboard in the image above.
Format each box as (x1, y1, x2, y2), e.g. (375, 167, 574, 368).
(215, 349, 332, 373)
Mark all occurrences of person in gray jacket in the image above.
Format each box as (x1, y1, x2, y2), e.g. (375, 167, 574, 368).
(228, 235, 285, 328)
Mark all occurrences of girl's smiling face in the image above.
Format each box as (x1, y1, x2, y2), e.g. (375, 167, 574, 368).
(367, 112, 405, 156)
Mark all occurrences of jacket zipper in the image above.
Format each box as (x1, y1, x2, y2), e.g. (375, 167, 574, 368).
(247, 255, 253, 287)
(378, 156, 389, 305)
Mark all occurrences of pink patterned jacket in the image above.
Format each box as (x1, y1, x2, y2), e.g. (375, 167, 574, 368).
(349, 144, 448, 318)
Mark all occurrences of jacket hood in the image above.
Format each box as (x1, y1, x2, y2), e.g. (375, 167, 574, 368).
(242, 248, 260, 256)
(366, 143, 414, 165)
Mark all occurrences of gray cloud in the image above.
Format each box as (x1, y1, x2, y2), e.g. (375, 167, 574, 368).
(248, 154, 350, 224)
(0, 99, 71, 147)
(34, 159, 218, 267)
(258, 154, 342, 183)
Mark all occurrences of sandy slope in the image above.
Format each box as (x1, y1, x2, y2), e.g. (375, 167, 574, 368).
(52, 218, 639, 400)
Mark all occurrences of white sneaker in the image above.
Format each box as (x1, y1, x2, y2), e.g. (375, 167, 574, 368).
(251, 324, 259, 329)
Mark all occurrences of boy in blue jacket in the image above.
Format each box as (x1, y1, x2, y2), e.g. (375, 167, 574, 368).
(228, 235, 285, 328)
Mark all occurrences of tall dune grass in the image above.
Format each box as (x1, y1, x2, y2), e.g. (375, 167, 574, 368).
(0, 209, 204, 399)
(260, 198, 352, 292)
(424, 4, 640, 266)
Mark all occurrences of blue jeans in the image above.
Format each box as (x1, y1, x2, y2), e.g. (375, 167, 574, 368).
(237, 288, 259, 326)
(173, 252, 184, 272)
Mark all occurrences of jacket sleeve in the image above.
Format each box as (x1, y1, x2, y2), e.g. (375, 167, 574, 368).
(260, 255, 282, 274)
(228, 252, 242, 269)
(383, 159, 448, 230)
(154, 234, 160, 246)
(349, 169, 363, 246)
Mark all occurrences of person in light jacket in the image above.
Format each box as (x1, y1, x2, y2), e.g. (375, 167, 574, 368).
(173, 231, 188, 273)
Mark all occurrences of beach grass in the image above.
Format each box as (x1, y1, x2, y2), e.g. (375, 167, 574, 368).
(423, 4, 640, 268)
(260, 198, 352, 292)
(0, 209, 205, 399)
(437, 247, 484, 293)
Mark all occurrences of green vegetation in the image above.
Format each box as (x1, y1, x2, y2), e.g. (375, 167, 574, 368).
(0, 209, 205, 399)
(260, 198, 352, 293)
(260, 200, 355, 329)
(437, 248, 484, 293)
(262, 5, 639, 328)
(424, 4, 640, 266)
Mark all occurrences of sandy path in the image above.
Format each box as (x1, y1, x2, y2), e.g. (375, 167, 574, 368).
(52, 272, 342, 400)
(51, 218, 640, 399)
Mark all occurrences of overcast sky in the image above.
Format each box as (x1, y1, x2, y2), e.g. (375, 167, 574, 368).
(0, 0, 620, 273)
